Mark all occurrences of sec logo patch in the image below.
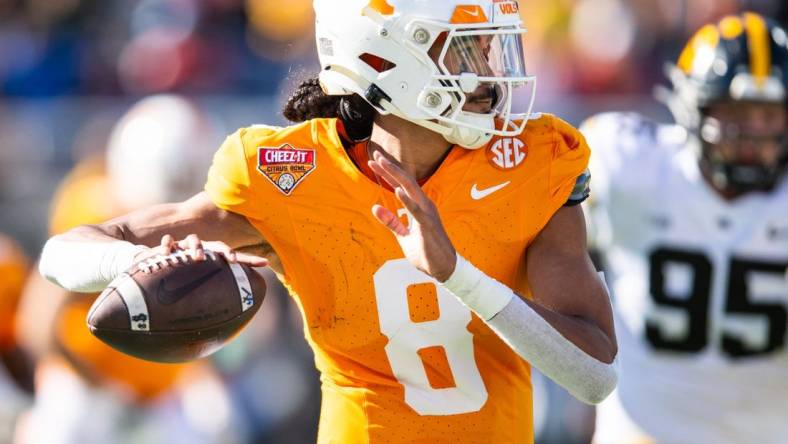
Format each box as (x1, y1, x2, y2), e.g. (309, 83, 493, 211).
(487, 138, 526, 170)
(257, 144, 316, 195)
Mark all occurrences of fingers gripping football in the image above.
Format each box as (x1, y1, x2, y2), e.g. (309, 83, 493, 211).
(178, 234, 206, 260)
(133, 234, 268, 273)
(368, 151, 457, 282)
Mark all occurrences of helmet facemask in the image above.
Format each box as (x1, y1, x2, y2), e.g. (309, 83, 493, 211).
(697, 101, 788, 194)
(413, 23, 536, 148)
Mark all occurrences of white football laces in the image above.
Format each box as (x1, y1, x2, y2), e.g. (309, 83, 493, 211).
(137, 249, 218, 273)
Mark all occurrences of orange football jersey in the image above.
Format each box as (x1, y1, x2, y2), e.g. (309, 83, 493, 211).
(205, 114, 590, 443)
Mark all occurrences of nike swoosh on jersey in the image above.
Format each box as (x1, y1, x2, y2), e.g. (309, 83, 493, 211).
(157, 268, 222, 305)
(471, 181, 511, 200)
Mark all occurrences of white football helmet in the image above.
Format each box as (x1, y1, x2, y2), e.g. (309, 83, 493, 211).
(314, 0, 536, 149)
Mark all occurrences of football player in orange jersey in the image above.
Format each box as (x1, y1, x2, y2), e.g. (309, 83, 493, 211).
(39, 1, 618, 443)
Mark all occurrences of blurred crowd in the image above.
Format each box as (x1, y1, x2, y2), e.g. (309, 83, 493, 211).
(1, 1, 787, 443)
(0, 0, 784, 98)
(1, 95, 320, 444)
(524, 0, 786, 96)
(0, 0, 317, 96)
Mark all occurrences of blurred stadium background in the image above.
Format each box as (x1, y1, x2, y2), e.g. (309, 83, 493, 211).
(0, 0, 786, 443)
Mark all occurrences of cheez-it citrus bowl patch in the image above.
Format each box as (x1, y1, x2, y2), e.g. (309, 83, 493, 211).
(257, 144, 316, 195)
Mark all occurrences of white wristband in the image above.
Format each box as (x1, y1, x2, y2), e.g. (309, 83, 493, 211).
(39, 237, 148, 293)
(440, 253, 514, 320)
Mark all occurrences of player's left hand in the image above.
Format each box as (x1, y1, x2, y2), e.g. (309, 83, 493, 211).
(368, 150, 457, 282)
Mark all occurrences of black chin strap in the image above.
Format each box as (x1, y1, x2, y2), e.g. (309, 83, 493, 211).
(339, 94, 376, 143)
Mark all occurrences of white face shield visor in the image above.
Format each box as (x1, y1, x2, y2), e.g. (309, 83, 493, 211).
(418, 23, 537, 139)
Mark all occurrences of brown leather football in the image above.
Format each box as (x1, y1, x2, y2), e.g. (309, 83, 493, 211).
(87, 250, 265, 363)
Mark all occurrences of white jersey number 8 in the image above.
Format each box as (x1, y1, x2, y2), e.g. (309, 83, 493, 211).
(373, 259, 488, 415)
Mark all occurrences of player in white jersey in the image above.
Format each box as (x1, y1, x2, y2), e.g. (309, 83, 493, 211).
(582, 13, 788, 444)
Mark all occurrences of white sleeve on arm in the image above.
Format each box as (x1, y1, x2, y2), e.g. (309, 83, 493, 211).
(441, 254, 618, 405)
(39, 236, 148, 293)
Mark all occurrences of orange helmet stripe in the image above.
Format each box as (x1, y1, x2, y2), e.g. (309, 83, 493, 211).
(450, 5, 489, 24)
(743, 12, 770, 86)
(367, 0, 394, 15)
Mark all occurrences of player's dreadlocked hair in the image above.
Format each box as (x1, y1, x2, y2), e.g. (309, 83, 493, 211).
(283, 77, 376, 143)
(283, 78, 340, 122)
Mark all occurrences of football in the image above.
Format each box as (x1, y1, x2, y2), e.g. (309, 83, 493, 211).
(87, 250, 265, 363)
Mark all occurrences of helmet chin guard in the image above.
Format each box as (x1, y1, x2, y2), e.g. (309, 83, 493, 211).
(378, 99, 494, 149)
(314, 0, 536, 149)
(443, 112, 496, 149)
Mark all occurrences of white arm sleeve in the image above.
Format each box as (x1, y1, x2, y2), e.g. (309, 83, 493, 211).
(39, 237, 148, 293)
(441, 254, 618, 405)
(486, 296, 619, 405)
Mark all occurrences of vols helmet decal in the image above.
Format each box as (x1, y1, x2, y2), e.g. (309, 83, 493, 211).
(257, 144, 317, 196)
(492, 1, 520, 22)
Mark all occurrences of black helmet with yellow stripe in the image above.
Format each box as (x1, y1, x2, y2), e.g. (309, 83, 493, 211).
(661, 12, 788, 196)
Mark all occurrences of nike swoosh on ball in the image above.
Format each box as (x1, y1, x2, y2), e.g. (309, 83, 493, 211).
(156, 268, 223, 305)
